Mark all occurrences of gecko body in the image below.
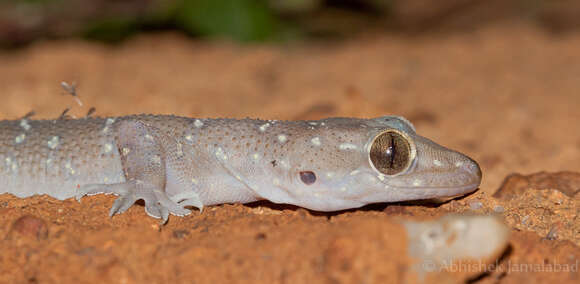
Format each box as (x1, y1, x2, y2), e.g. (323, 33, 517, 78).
(0, 115, 481, 222)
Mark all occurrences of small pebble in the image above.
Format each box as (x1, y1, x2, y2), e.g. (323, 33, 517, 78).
(546, 226, 559, 240)
(493, 205, 505, 213)
(9, 215, 48, 240)
(172, 230, 190, 239)
(469, 201, 483, 210)
(521, 215, 530, 225)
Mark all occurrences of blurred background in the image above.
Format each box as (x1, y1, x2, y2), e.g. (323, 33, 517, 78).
(1, 0, 580, 46)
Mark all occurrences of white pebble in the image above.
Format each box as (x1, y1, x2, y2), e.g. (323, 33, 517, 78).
(469, 201, 483, 210)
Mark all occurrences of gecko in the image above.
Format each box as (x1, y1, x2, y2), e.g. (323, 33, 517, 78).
(0, 115, 481, 223)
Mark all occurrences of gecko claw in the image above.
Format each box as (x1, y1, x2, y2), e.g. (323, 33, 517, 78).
(109, 195, 138, 217)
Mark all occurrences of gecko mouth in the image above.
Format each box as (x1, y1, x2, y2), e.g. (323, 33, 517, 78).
(396, 182, 480, 193)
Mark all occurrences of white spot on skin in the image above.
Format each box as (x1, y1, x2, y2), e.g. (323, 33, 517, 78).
(340, 187, 347, 192)
(455, 161, 464, 167)
(176, 142, 183, 156)
(191, 178, 199, 185)
(5, 157, 17, 172)
(278, 160, 290, 169)
(433, 160, 443, 167)
(20, 119, 31, 131)
(103, 177, 109, 183)
(252, 153, 260, 160)
(277, 134, 287, 143)
(314, 193, 322, 198)
(102, 118, 115, 133)
(194, 119, 204, 128)
(377, 174, 385, 181)
(45, 158, 52, 165)
(185, 135, 194, 143)
(15, 133, 26, 144)
(215, 147, 227, 160)
(311, 137, 321, 146)
(47, 136, 60, 149)
(273, 178, 280, 186)
(259, 123, 270, 132)
(122, 147, 131, 156)
(145, 134, 154, 141)
(103, 143, 113, 153)
(326, 172, 335, 178)
(350, 170, 360, 176)
(65, 161, 75, 175)
(339, 143, 357, 150)
(413, 179, 422, 186)
(308, 122, 318, 126)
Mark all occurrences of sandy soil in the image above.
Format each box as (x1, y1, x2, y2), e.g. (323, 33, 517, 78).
(0, 24, 579, 283)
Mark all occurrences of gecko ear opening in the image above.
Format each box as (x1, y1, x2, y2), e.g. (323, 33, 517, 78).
(369, 130, 416, 176)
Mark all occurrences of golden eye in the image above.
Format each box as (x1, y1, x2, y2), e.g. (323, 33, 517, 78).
(369, 130, 413, 175)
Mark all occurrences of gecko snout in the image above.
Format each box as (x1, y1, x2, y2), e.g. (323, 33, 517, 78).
(464, 156, 482, 186)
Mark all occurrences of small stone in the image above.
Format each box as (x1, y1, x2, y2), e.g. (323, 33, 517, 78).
(469, 201, 483, 210)
(545, 223, 562, 241)
(9, 215, 48, 240)
(521, 215, 530, 225)
(172, 229, 190, 239)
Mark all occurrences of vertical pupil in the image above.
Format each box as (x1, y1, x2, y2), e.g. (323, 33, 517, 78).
(388, 135, 396, 167)
(370, 130, 411, 175)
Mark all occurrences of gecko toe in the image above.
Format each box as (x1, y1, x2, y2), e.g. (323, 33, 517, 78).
(160, 207, 170, 224)
(170, 191, 203, 213)
(109, 195, 138, 216)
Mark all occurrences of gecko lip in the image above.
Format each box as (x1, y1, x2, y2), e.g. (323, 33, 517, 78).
(394, 182, 480, 192)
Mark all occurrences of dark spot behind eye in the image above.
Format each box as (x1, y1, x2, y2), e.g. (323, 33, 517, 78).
(300, 171, 316, 185)
(271, 160, 277, 167)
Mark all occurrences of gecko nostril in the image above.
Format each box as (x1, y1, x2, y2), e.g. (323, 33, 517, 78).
(300, 171, 316, 185)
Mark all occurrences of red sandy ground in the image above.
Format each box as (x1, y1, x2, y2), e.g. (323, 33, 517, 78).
(0, 23, 579, 283)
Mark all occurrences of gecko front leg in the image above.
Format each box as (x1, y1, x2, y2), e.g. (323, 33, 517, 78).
(76, 120, 200, 223)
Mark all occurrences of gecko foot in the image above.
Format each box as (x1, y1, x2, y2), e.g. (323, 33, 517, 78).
(77, 180, 192, 224)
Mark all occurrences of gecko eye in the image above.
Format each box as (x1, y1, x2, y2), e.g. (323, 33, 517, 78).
(369, 130, 413, 175)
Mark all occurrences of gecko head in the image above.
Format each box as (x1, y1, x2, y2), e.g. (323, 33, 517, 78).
(279, 116, 481, 211)
(354, 116, 482, 205)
